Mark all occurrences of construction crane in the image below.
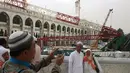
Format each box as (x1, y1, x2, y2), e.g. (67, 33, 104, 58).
(38, 9, 121, 50)
(38, 25, 120, 48)
(103, 9, 113, 26)
(90, 9, 113, 49)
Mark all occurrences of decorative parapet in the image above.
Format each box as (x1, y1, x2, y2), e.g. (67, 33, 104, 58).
(27, 2, 57, 17)
(0, 1, 42, 18)
(0, 1, 101, 30)
(94, 51, 130, 58)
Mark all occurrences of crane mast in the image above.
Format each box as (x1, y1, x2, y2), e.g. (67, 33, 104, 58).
(91, 9, 113, 49)
(103, 9, 113, 26)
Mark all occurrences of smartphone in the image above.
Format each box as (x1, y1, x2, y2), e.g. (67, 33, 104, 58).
(54, 49, 64, 55)
(57, 50, 63, 54)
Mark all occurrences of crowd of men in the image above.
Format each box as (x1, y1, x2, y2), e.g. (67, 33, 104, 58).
(0, 31, 99, 73)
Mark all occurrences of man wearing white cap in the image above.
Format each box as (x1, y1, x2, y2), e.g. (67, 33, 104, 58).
(68, 41, 84, 73)
(1, 31, 64, 73)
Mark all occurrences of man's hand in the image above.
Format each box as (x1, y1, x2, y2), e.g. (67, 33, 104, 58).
(51, 47, 59, 55)
(49, 47, 59, 58)
(47, 47, 59, 60)
(56, 54, 64, 66)
(42, 47, 59, 67)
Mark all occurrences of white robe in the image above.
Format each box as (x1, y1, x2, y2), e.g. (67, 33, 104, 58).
(83, 61, 97, 73)
(68, 50, 84, 73)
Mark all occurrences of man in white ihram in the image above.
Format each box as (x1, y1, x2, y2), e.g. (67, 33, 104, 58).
(68, 41, 84, 73)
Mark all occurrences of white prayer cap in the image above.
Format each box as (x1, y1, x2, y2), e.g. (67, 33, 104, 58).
(0, 46, 9, 62)
(85, 49, 91, 52)
(8, 31, 33, 52)
(76, 41, 83, 45)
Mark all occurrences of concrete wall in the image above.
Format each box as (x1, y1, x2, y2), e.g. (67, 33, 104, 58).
(100, 64, 130, 73)
(39, 56, 130, 73)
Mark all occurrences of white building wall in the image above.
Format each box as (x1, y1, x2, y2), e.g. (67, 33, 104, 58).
(0, 1, 101, 46)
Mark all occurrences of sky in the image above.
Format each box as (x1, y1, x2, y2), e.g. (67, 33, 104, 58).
(29, 0, 130, 34)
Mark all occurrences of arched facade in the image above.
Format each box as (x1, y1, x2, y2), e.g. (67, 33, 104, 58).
(0, 4, 100, 46)
(75, 29, 77, 36)
(57, 25, 61, 36)
(51, 23, 56, 36)
(35, 20, 42, 38)
(44, 22, 50, 36)
(0, 12, 10, 36)
(78, 29, 80, 35)
(62, 26, 66, 36)
(67, 27, 70, 36)
(12, 15, 23, 32)
(71, 28, 74, 36)
(13, 15, 22, 25)
(81, 30, 83, 35)
(25, 18, 33, 34)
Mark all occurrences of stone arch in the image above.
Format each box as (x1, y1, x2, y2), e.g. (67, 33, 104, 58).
(25, 18, 33, 34)
(57, 25, 61, 32)
(44, 22, 50, 36)
(44, 22, 49, 30)
(75, 29, 77, 34)
(62, 26, 66, 36)
(81, 30, 83, 35)
(51, 23, 56, 36)
(78, 29, 80, 34)
(0, 12, 9, 23)
(71, 28, 74, 34)
(51, 23, 56, 31)
(0, 12, 10, 36)
(13, 15, 22, 25)
(35, 20, 42, 28)
(35, 20, 42, 38)
(67, 27, 70, 36)
(25, 18, 33, 26)
(13, 15, 23, 31)
(78, 29, 81, 35)
(62, 26, 66, 32)
(67, 27, 70, 33)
